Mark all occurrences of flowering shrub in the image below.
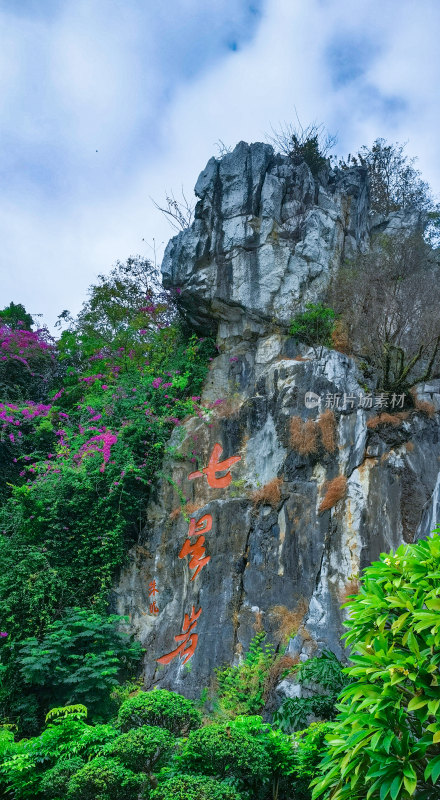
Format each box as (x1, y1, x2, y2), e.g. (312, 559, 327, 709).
(0, 277, 216, 734)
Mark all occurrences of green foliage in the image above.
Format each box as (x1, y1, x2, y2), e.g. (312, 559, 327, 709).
(312, 531, 440, 800)
(214, 633, 276, 717)
(179, 721, 271, 792)
(117, 688, 202, 735)
(151, 774, 243, 800)
(102, 724, 176, 773)
(14, 608, 142, 724)
(66, 756, 144, 800)
(290, 304, 336, 349)
(0, 258, 215, 733)
(0, 711, 119, 798)
(178, 715, 304, 800)
(0, 301, 34, 330)
(291, 722, 332, 800)
(268, 120, 336, 177)
(39, 757, 86, 799)
(273, 650, 348, 733)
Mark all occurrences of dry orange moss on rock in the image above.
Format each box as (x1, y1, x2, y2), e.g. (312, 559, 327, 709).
(367, 412, 409, 429)
(316, 409, 337, 452)
(289, 417, 318, 455)
(269, 601, 307, 642)
(331, 319, 351, 355)
(251, 477, 283, 508)
(414, 399, 436, 417)
(319, 475, 347, 512)
(290, 410, 337, 455)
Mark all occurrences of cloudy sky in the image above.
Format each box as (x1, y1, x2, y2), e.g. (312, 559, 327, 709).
(1, 0, 439, 330)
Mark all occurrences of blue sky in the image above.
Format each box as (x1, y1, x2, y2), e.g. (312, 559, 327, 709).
(1, 0, 439, 330)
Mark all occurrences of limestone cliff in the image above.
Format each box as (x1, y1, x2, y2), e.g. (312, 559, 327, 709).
(113, 142, 440, 699)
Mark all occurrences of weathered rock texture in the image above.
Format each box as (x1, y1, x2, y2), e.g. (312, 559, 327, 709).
(113, 142, 440, 698)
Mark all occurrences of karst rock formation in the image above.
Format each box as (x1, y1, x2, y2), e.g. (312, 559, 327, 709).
(113, 141, 440, 699)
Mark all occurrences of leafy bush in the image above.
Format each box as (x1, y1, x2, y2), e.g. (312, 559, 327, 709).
(268, 121, 336, 177)
(273, 650, 347, 733)
(0, 708, 119, 799)
(66, 756, 143, 800)
(292, 722, 332, 800)
(179, 721, 271, 790)
(15, 608, 142, 724)
(39, 757, 85, 799)
(117, 689, 201, 735)
(290, 304, 336, 349)
(151, 774, 243, 800)
(312, 532, 440, 800)
(0, 259, 215, 733)
(102, 724, 175, 772)
(214, 633, 277, 717)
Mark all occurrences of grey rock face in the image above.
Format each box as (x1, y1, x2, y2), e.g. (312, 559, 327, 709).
(112, 142, 440, 701)
(162, 141, 369, 333)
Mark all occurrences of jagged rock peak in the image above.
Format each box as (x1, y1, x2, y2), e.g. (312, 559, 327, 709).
(162, 140, 369, 335)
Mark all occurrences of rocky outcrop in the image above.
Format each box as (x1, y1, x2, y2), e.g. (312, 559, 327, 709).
(113, 142, 440, 700)
(162, 141, 369, 334)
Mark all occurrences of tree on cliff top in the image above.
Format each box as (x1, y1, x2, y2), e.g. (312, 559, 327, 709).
(339, 139, 440, 242)
(329, 231, 440, 392)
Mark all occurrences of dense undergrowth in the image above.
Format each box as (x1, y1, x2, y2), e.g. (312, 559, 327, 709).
(0, 265, 217, 734)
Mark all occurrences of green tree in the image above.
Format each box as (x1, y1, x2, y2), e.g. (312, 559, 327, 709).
(0, 302, 34, 330)
(151, 774, 243, 800)
(329, 232, 440, 391)
(312, 531, 440, 800)
(15, 609, 142, 724)
(117, 689, 202, 735)
(102, 724, 176, 773)
(290, 304, 336, 351)
(66, 757, 143, 800)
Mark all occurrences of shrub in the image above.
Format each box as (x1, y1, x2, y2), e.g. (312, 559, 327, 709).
(290, 304, 336, 349)
(316, 410, 337, 453)
(117, 689, 201, 735)
(39, 757, 85, 799)
(103, 725, 175, 773)
(290, 417, 318, 456)
(151, 774, 243, 800)
(179, 722, 271, 788)
(251, 477, 283, 508)
(268, 121, 336, 177)
(292, 722, 332, 800)
(318, 476, 347, 513)
(66, 757, 143, 800)
(273, 650, 348, 734)
(16, 608, 143, 723)
(312, 532, 440, 800)
(214, 633, 276, 716)
(0, 711, 119, 799)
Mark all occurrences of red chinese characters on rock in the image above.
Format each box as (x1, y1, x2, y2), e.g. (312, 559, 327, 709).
(156, 442, 241, 666)
(149, 580, 159, 615)
(156, 606, 202, 666)
(178, 513, 212, 580)
(188, 442, 241, 488)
